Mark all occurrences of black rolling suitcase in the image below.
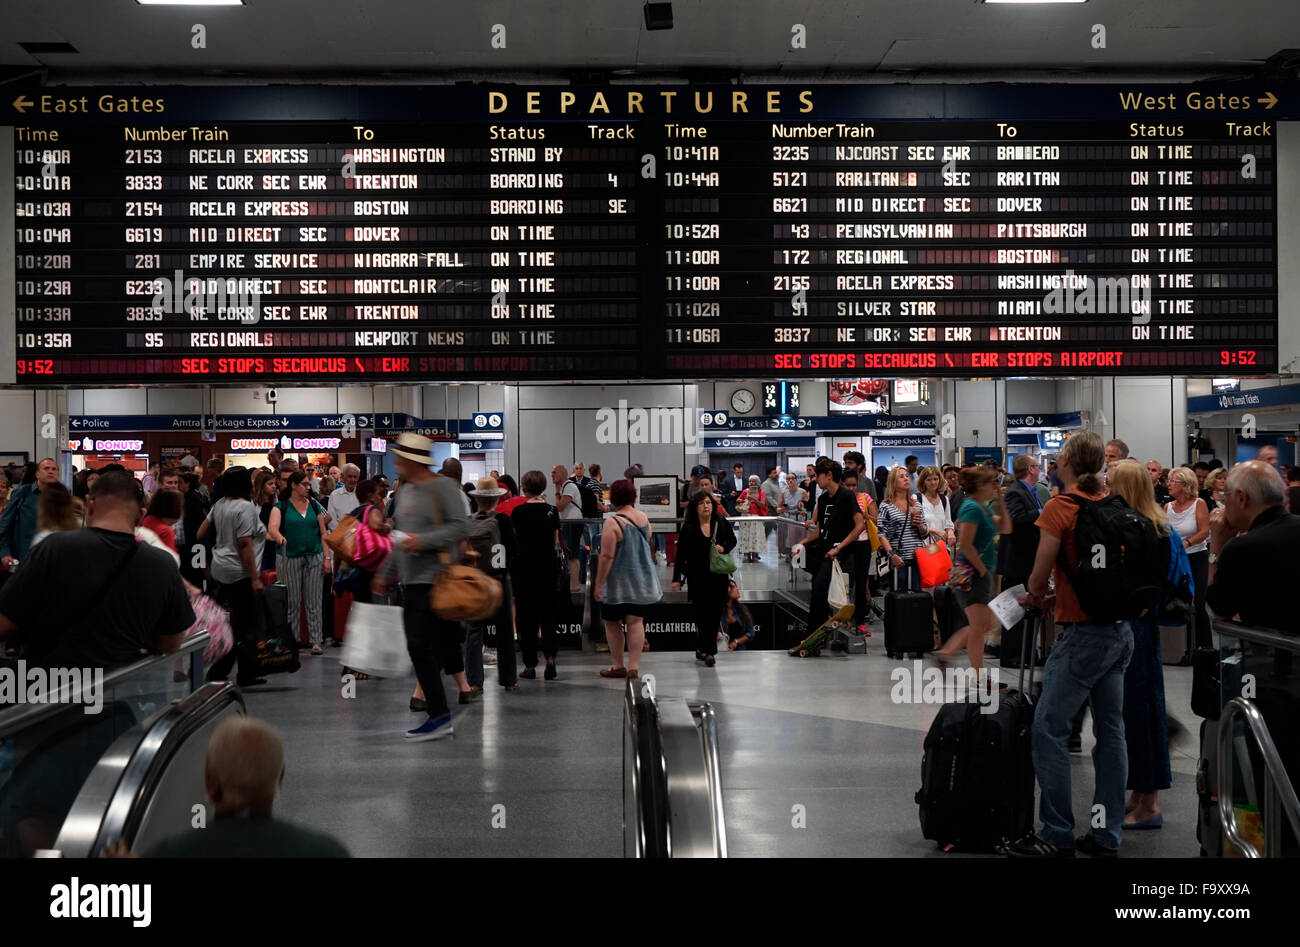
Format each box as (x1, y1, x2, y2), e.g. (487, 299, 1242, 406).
(932, 583, 964, 645)
(885, 566, 933, 659)
(916, 610, 1040, 852)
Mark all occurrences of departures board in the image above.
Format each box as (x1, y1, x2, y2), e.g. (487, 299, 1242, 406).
(8, 83, 1285, 384)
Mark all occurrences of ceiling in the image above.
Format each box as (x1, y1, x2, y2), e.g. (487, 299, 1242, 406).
(2, 0, 1298, 81)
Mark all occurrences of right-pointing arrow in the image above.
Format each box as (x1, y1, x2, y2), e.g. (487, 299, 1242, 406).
(1258, 91, 1278, 109)
(12, 95, 33, 114)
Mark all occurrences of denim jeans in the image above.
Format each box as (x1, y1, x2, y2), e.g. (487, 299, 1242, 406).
(1032, 621, 1134, 851)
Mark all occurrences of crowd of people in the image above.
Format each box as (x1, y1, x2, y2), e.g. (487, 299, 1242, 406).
(0, 431, 1294, 857)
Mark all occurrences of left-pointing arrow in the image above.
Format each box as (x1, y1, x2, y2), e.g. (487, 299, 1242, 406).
(12, 95, 33, 114)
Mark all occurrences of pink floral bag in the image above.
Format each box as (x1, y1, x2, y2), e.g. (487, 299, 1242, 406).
(186, 591, 233, 663)
(350, 504, 393, 572)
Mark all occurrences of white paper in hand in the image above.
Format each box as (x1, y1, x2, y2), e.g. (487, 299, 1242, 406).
(341, 602, 412, 678)
(988, 584, 1027, 630)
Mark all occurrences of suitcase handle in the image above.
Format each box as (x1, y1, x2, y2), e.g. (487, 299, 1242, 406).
(1018, 605, 1043, 695)
(891, 559, 914, 593)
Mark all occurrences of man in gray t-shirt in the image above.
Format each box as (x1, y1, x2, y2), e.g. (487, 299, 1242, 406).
(206, 498, 267, 586)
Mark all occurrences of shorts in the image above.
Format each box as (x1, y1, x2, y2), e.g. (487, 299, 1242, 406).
(600, 602, 644, 623)
(953, 570, 992, 611)
(561, 521, 585, 556)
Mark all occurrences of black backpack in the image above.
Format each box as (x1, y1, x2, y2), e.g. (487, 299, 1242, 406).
(1058, 494, 1168, 622)
(571, 477, 601, 518)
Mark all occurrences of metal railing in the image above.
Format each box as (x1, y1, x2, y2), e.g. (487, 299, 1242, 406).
(1210, 618, 1300, 858)
(0, 632, 210, 736)
(53, 680, 244, 858)
(623, 679, 726, 858)
(1217, 698, 1300, 858)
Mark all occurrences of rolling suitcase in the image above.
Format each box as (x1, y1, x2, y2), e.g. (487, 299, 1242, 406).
(932, 583, 964, 645)
(917, 611, 1040, 852)
(885, 567, 933, 659)
(1160, 623, 1190, 666)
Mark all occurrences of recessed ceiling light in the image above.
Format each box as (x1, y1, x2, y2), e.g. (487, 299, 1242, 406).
(983, 1, 1087, 4)
(136, 1, 244, 6)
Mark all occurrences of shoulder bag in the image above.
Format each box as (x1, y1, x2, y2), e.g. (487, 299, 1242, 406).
(351, 504, 393, 572)
(325, 511, 360, 564)
(603, 514, 663, 606)
(708, 521, 736, 575)
(428, 481, 502, 620)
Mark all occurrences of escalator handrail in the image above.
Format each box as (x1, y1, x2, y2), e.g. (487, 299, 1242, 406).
(1217, 696, 1300, 858)
(624, 679, 669, 857)
(688, 699, 728, 858)
(0, 630, 211, 735)
(656, 697, 726, 857)
(1211, 618, 1300, 655)
(52, 680, 243, 858)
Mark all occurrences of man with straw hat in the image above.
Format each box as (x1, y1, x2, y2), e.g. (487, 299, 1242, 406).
(372, 434, 471, 742)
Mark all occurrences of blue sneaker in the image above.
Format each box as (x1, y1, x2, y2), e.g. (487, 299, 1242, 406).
(405, 714, 453, 742)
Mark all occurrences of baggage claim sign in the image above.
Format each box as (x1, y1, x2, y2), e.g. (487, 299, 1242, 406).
(10, 83, 1281, 383)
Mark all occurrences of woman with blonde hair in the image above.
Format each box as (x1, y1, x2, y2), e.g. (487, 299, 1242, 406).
(1203, 467, 1227, 510)
(916, 464, 955, 549)
(1108, 460, 1178, 831)
(1165, 465, 1210, 651)
(876, 464, 928, 589)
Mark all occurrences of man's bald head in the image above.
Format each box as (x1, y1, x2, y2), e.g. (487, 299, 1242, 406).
(205, 717, 285, 816)
(1225, 460, 1285, 507)
(439, 457, 462, 480)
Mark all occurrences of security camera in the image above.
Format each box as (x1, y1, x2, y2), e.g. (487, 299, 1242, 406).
(265, 387, 278, 405)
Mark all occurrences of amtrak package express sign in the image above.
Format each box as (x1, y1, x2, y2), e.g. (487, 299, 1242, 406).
(10, 81, 1285, 384)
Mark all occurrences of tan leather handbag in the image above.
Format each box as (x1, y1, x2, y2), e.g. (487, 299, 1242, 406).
(325, 513, 359, 564)
(426, 483, 502, 620)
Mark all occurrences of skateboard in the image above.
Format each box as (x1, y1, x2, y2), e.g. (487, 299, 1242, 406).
(788, 604, 857, 657)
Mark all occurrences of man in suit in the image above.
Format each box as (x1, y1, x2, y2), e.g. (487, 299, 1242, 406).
(997, 453, 1044, 665)
(726, 463, 746, 514)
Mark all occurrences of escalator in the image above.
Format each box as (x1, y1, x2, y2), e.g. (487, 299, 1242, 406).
(53, 682, 245, 857)
(0, 632, 251, 858)
(623, 678, 726, 857)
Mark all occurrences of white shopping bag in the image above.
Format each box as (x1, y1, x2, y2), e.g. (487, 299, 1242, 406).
(827, 558, 851, 610)
(341, 603, 412, 678)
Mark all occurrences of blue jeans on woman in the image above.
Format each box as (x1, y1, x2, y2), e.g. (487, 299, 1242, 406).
(1031, 621, 1134, 851)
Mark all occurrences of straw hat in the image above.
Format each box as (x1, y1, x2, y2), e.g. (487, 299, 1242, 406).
(470, 475, 507, 497)
(389, 433, 438, 465)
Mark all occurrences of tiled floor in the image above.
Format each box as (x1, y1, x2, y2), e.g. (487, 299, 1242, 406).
(244, 631, 1202, 858)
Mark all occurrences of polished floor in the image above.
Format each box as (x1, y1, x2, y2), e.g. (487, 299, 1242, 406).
(243, 631, 1202, 858)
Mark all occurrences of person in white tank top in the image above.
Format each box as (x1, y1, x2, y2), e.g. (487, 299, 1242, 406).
(1164, 466, 1212, 653)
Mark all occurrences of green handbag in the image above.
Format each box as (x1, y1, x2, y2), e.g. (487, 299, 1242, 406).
(708, 522, 736, 575)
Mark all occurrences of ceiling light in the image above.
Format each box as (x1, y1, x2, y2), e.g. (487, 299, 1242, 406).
(983, 1, 1087, 4)
(136, 1, 244, 6)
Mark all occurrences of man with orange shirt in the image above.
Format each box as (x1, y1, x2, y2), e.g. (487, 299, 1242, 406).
(1010, 431, 1133, 859)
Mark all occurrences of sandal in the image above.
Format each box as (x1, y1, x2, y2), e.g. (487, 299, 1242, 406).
(342, 667, 373, 681)
(599, 666, 628, 678)
(627, 669, 639, 680)
(311, 645, 324, 656)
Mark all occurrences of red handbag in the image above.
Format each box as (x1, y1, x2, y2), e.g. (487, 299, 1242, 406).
(917, 541, 953, 589)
